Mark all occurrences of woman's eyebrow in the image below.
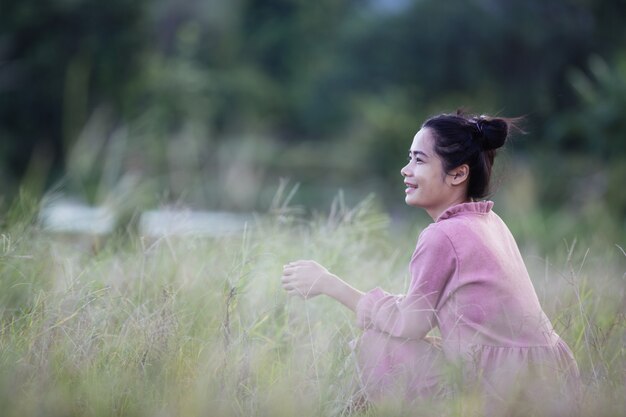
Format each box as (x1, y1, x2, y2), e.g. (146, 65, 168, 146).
(409, 150, 429, 158)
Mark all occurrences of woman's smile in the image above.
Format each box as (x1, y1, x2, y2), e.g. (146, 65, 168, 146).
(404, 181, 418, 193)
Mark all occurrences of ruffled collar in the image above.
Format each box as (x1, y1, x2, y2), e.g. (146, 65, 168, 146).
(436, 200, 494, 222)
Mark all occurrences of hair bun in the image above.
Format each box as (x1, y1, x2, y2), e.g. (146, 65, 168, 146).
(475, 117, 508, 150)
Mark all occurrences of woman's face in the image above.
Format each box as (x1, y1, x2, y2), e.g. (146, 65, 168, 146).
(400, 128, 461, 218)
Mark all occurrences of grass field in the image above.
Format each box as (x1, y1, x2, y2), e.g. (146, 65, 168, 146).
(0, 191, 624, 416)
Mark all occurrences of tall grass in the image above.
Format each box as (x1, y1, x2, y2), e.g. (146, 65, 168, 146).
(0, 190, 624, 416)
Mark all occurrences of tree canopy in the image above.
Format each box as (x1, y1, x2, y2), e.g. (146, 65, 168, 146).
(2, 0, 626, 216)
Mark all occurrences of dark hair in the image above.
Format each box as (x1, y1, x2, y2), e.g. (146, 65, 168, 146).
(422, 111, 517, 199)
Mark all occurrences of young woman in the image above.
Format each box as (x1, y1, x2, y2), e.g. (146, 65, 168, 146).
(280, 112, 580, 413)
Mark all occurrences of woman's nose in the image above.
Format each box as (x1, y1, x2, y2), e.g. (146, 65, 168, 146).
(400, 164, 410, 177)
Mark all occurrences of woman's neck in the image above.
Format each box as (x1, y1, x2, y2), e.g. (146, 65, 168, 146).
(426, 196, 471, 222)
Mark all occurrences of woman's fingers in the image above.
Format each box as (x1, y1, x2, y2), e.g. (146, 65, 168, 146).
(281, 276, 298, 291)
(281, 276, 302, 293)
(281, 261, 312, 299)
(287, 289, 303, 298)
(283, 260, 310, 268)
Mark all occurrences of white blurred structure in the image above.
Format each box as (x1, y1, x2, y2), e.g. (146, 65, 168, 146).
(40, 200, 251, 238)
(139, 209, 251, 237)
(40, 200, 116, 235)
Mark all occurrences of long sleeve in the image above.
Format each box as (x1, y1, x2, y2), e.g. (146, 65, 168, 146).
(355, 226, 457, 340)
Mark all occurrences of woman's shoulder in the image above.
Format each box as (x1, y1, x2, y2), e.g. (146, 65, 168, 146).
(416, 222, 456, 254)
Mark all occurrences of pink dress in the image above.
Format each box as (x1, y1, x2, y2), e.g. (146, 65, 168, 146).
(354, 201, 580, 409)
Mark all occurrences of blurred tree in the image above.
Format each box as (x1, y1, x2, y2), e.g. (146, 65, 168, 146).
(1, 0, 626, 216)
(0, 0, 149, 188)
(221, 0, 359, 137)
(341, 0, 597, 135)
(552, 55, 626, 157)
(545, 54, 626, 216)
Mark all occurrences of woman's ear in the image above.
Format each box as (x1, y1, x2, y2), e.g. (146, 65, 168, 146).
(448, 164, 469, 186)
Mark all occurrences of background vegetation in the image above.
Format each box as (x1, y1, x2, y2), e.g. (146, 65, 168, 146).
(2, 0, 626, 227)
(0, 0, 625, 415)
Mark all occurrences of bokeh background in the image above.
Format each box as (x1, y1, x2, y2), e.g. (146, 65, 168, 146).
(1, 0, 626, 242)
(1, 3, 625, 416)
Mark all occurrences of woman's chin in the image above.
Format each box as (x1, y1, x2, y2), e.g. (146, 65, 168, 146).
(405, 197, 420, 208)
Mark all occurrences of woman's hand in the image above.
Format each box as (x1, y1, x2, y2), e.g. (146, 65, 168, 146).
(281, 260, 332, 299)
(281, 260, 364, 311)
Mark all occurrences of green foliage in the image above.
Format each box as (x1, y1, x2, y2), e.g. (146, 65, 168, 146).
(2, 2, 625, 414)
(2, 0, 626, 222)
(0, 0, 149, 182)
(548, 54, 626, 157)
(543, 54, 626, 216)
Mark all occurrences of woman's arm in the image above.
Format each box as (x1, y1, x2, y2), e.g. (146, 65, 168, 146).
(281, 260, 364, 312)
(356, 227, 456, 340)
(282, 227, 455, 340)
